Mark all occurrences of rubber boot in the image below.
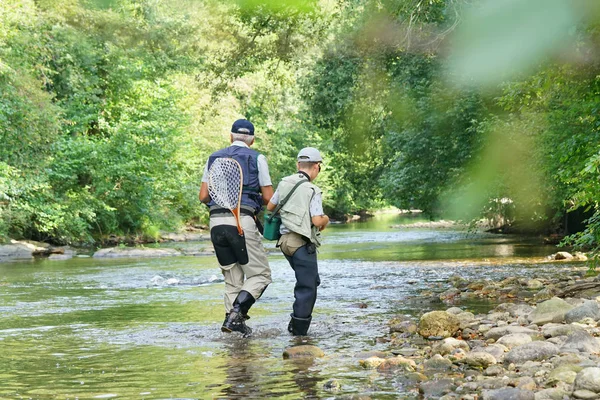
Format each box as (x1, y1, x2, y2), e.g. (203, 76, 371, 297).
(288, 314, 312, 336)
(222, 291, 256, 336)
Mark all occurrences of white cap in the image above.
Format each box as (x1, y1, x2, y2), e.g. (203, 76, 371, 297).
(297, 147, 323, 162)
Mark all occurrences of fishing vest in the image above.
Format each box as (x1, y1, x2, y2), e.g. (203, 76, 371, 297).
(278, 173, 323, 246)
(207, 145, 263, 214)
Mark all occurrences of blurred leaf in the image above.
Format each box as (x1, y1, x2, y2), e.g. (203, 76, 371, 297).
(449, 0, 579, 86)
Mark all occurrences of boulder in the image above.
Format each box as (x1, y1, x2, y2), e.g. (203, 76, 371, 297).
(528, 297, 575, 325)
(553, 251, 574, 260)
(505, 342, 559, 364)
(574, 367, 600, 393)
(463, 351, 497, 368)
(560, 330, 600, 354)
(376, 355, 416, 372)
(482, 388, 535, 400)
(418, 311, 460, 338)
(485, 326, 540, 341)
(496, 333, 533, 350)
(432, 337, 470, 356)
(565, 301, 600, 324)
(0, 243, 34, 261)
(283, 345, 324, 359)
(542, 323, 584, 338)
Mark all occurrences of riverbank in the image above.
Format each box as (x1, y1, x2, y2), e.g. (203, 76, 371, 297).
(338, 261, 600, 399)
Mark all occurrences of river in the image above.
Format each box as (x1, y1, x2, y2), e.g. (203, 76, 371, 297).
(0, 213, 574, 399)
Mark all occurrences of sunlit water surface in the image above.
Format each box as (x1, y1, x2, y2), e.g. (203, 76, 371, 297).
(0, 213, 582, 399)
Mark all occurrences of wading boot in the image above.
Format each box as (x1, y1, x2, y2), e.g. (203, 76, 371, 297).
(222, 291, 256, 337)
(288, 314, 312, 336)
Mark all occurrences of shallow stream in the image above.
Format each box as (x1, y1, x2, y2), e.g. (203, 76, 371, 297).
(0, 213, 582, 399)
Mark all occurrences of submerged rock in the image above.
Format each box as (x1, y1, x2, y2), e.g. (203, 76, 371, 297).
(93, 247, 181, 258)
(283, 345, 324, 359)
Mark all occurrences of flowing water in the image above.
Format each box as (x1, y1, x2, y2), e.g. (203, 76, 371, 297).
(0, 213, 583, 399)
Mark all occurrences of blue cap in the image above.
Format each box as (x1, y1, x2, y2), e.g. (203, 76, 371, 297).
(231, 119, 254, 135)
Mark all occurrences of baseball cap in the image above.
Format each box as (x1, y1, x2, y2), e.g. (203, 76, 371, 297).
(297, 147, 323, 162)
(231, 119, 254, 135)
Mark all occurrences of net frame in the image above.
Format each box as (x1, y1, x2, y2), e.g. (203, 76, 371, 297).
(208, 158, 244, 235)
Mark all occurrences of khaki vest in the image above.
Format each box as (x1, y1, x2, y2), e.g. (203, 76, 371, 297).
(278, 173, 323, 246)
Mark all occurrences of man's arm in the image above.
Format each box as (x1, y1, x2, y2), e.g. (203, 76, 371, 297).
(261, 185, 274, 204)
(312, 215, 330, 231)
(199, 182, 210, 204)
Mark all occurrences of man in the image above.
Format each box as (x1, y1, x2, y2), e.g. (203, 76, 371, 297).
(267, 147, 329, 336)
(199, 119, 273, 336)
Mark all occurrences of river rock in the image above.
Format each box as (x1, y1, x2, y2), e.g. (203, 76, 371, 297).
(482, 388, 535, 400)
(93, 247, 181, 258)
(473, 344, 507, 363)
(424, 354, 453, 372)
(323, 378, 341, 392)
(560, 330, 600, 354)
(390, 320, 417, 334)
(418, 311, 460, 338)
(358, 356, 385, 369)
(485, 326, 540, 341)
(377, 355, 416, 372)
(534, 388, 572, 400)
(542, 322, 584, 338)
(546, 364, 583, 385)
(432, 337, 470, 355)
(419, 379, 455, 398)
(495, 303, 535, 318)
(463, 351, 497, 368)
(572, 389, 599, 399)
(283, 345, 324, 359)
(0, 243, 35, 261)
(574, 367, 600, 393)
(527, 297, 575, 325)
(565, 301, 600, 324)
(505, 342, 559, 364)
(534, 285, 561, 302)
(496, 333, 533, 350)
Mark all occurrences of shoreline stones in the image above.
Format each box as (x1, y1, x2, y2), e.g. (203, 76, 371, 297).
(376, 270, 600, 399)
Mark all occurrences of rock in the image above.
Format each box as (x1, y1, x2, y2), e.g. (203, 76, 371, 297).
(546, 364, 582, 385)
(376, 355, 416, 372)
(574, 367, 600, 393)
(484, 326, 540, 341)
(534, 285, 561, 302)
(527, 297, 575, 325)
(572, 389, 599, 399)
(358, 356, 385, 369)
(457, 311, 476, 328)
(463, 351, 497, 368)
(527, 280, 544, 290)
(390, 320, 418, 334)
(283, 345, 324, 359)
(542, 323, 584, 338)
(496, 333, 533, 350)
(93, 247, 181, 258)
(565, 301, 600, 324)
(323, 379, 341, 392)
(560, 330, 600, 354)
(419, 379, 455, 399)
(485, 365, 506, 376)
(488, 312, 511, 323)
(424, 354, 453, 372)
(505, 342, 559, 364)
(553, 252, 574, 260)
(534, 388, 572, 400)
(513, 376, 536, 391)
(418, 311, 460, 338)
(496, 303, 535, 318)
(0, 243, 34, 261)
(48, 248, 76, 260)
(473, 344, 507, 363)
(432, 337, 470, 356)
(446, 307, 464, 314)
(574, 252, 589, 262)
(482, 388, 535, 400)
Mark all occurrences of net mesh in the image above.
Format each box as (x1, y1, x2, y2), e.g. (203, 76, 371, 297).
(208, 158, 242, 210)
